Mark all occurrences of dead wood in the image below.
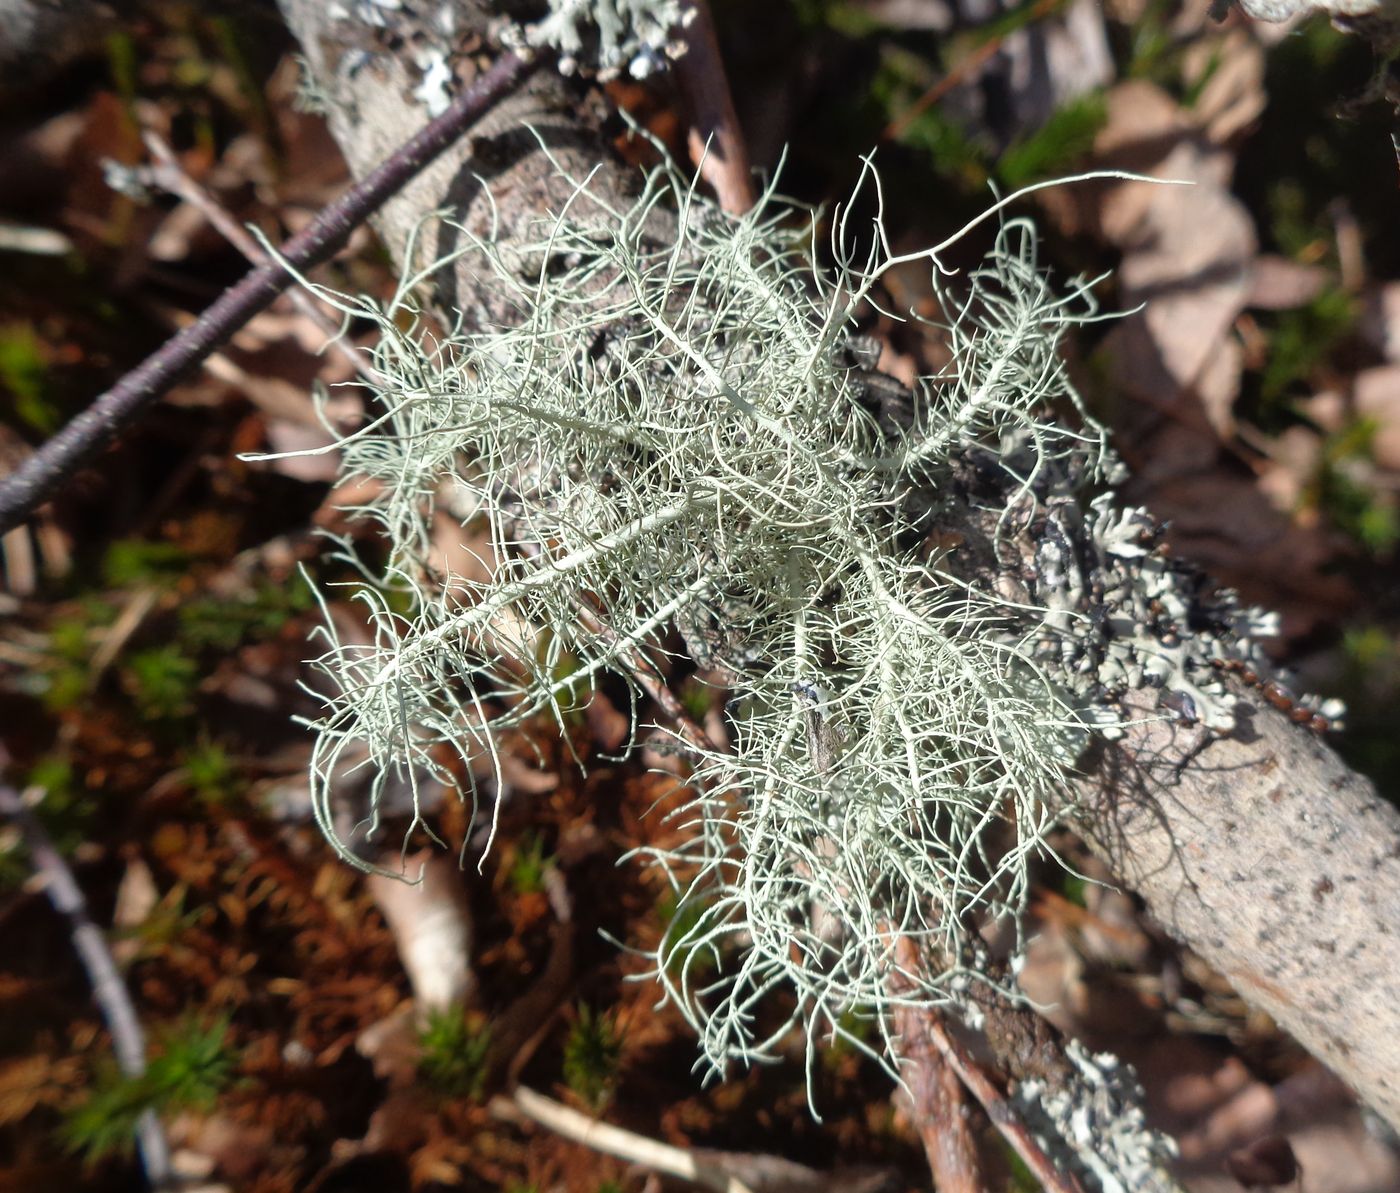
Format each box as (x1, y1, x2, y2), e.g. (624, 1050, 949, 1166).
(277, 0, 1400, 1135)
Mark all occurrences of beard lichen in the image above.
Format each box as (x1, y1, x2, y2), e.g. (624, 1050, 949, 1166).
(259, 152, 1272, 1172)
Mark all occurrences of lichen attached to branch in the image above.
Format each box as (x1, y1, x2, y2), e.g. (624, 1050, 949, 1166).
(261, 152, 1263, 1135)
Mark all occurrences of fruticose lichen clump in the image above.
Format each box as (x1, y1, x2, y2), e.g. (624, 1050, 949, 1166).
(270, 148, 1281, 1118)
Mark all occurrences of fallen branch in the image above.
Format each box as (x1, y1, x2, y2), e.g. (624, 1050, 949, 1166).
(494, 1085, 890, 1193)
(0, 48, 538, 537)
(0, 745, 173, 1188)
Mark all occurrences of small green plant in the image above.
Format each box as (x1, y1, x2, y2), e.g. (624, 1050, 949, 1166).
(417, 1008, 492, 1101)
(182, 739, 239, 805)
(0, 322, 58, 435)
(873, 48, 990, 185)
(101, 539, 189, 589)
(998, 94, 1109, 189)
(39, 601, 114, 711)
(121, 646, 199, 720)
(1256, 287, 1355, 412)
(60, 1015, 238, 1164)
(508, 831, 551, 896)
(179, 578, 313, 651)
(654, 890, 719, 982)
(0, 756, 91, 888)
(1313, 419, 1400, 554)
(563, 1004, 622, 1111)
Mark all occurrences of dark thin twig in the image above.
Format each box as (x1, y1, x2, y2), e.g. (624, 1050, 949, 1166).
(0, 745, 173, 1188)
(140, 130, 378, 387)
(890, 939, 1086, 1193)
(0, 49, 539, 537)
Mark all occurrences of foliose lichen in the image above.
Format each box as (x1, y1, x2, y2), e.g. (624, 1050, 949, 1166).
(498, 0, 693, 79)
(1014, 1040, 1180, 1193)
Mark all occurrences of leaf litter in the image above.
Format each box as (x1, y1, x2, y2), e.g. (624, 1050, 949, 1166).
(0, 2, 1399, 1190)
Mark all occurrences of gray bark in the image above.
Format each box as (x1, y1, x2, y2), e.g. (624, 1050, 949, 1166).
(277, 0, 1400, 1133)
(1073, 687, 1400, 1130)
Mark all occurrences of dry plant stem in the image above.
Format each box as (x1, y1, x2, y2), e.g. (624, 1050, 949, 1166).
(140, 131, 378, 387)
(929, 1016, 1086, 1193)
(498, 1086, 891, 1192)
(496, 1086, 755, 1193)
(891, 998, 986, 1193)
(0, 49, 537, 538)
(882, 0, 1060, 143)
(676, 0, 754, 214)
(0, 749, 174, 1189)
(891, 936, 1084, 1193)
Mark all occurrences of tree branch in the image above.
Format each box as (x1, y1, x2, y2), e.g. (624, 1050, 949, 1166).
(275, 0, 1400, 1138)
(0, 47, 537, 538)
(0, 745, 173, 1188)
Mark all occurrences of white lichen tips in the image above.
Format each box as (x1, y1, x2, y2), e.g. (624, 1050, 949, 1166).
(275, 150, 1123, 1088)
(501, 0, 694, 79)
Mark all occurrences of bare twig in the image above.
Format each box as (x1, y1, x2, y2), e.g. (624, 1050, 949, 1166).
(892, 939, 1085, 1193)
(496, 1086, 889, 1193)
(889, 998, 986, 1190)
(675, 0, 754, 214)
(0, 745, 173, 1188)
(496, 1085, 758, 1193)
(140, 130, 378, 387)
(882, 0, 1061, 144)
(0, 49, 539, 537)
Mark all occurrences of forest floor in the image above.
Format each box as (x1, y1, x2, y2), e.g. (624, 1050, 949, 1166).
(1, 2, 1399, 1190)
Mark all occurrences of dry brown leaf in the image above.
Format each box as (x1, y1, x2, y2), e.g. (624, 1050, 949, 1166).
(111, 855, 160, 966)
(1352, 365, 1400, 471)
(1184, 31, 1267, 144)
(1362, 282, 1400, 363)
(1247, 255, 1332, 310)
(1256, 424, 1324, 512)
(0, 1053, 85, 1124)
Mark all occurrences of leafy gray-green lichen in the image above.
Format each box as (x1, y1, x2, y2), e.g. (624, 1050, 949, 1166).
(499, 0, 693, 79)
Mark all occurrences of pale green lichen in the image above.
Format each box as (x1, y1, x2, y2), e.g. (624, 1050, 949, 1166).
(256, 150, 1150, 1100)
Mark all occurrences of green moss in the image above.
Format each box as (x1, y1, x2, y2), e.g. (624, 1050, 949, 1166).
(179, 577, 313, 651)
(655, 890, 718, 982)
(1314, 420, 1399, 554)
(872, 47, 990, 186)
(417, 1008, 492, 1101)
(101, 539, 190, 589)
(1257, 288, 1355, 414)
(563, 1004, 622, 1111)
(38, 600, 118, 711)
(508, 831, 551, 896)
(182, 739, 239, 805)
(998, 93, 1108, 189)
(0, 756, 90, 889)
(122, 646, 199, 720)
(0, 323, 57, 435)
(60, 1015, 238, 1164)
